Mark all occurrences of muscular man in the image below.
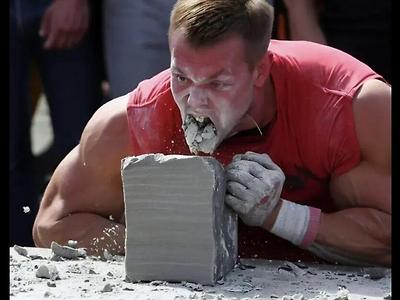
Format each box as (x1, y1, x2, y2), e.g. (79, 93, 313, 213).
(33, 0, 391, 267)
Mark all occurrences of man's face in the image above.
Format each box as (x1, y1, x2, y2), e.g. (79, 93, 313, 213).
(169, 30, 257, 154)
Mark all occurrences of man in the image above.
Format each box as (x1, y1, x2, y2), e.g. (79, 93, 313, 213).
(33, 0, 391, 267)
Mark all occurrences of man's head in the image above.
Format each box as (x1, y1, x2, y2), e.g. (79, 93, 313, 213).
(168, 0, 274, 154)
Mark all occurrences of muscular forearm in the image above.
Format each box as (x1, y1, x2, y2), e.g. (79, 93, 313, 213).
(262, 200, 390, 267)
(34, 212, 126, 256)
(311, 208, 391, 267)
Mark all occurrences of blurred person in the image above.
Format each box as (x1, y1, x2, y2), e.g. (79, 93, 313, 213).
(277, 0, 391, 82)
(102, 0, 176, 98)
(10, 0, 104, 246)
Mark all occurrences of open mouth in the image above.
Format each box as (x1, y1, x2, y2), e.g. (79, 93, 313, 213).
(182, 114, 218, 154)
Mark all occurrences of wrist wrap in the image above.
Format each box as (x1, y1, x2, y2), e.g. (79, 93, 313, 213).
(270, 199, 321, 247)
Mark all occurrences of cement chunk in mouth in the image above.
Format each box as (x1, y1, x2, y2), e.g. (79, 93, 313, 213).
(183, 115, 218, 154)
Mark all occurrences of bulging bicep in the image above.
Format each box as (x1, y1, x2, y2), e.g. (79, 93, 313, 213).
(38, 96, 133, 223)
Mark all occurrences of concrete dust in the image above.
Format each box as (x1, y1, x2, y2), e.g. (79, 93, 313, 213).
(10, 246, 391, 300)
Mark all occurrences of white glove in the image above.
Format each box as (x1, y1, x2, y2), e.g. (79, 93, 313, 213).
(225, 151, 285, 227)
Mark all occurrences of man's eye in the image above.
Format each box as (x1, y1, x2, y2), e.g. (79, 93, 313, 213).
(211, 81, 227, 89)
(175, 74, 187, 83)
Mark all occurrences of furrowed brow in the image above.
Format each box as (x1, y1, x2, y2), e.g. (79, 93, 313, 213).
(171, 65, 184, 74)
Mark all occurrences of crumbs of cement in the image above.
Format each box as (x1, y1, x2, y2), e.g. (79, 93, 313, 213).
(183, 115, 218, 154)
(51, 241, 87, 260)
(10, 246, 391, 299)
(13, 245, 28, 257)
(36, 264, 60, 281)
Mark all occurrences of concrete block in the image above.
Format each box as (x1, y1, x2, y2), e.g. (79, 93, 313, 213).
(121, 154, 238, 285)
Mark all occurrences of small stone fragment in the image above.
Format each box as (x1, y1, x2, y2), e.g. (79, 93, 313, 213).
(282, 294, 305, 300)
(44, 291, 51, 297)
(51, 241, 86, 259)
(334, 288, 350, 300)
(383, 292, 391, 299)
(103, 249, 113, 261)
(67, 240, 78, 248)
(101, 283, 113, 292)
(182, 281, 204, 291)
(13, 245, 28, 257)
(36, 264, 60, 281)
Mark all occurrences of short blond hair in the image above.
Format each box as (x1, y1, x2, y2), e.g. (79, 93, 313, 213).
(169, 0, 274, 68)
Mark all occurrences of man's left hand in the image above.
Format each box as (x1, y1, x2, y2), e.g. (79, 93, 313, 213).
(225, 151, 285, 226)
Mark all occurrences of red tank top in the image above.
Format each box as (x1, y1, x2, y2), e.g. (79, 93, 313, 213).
(126, 40, 382, 262)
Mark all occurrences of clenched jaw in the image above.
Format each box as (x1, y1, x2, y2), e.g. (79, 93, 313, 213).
(183, 114, 218, 154)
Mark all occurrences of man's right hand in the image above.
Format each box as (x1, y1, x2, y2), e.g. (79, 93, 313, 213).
(39, 0, 90, 49)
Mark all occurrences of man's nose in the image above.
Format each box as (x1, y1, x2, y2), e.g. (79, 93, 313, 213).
(187, 86, 208, 107)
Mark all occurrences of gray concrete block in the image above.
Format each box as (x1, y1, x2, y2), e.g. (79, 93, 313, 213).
(121, 154, 238, 285)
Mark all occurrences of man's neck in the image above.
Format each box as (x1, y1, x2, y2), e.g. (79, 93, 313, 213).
(246, 75, 276, 131)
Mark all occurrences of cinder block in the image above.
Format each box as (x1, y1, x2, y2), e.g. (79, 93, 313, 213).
(121, 154, 238, 285)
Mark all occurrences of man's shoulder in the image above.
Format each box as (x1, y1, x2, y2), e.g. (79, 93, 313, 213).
(82, 96, 131, 150)
(79, 95, 133, 172)
(269, 39, 349, 58)
(269, 39, 381, 96)
(268, 39, 375, 69)
(128, 69, 172, 107)
(268, 40, 342, 88)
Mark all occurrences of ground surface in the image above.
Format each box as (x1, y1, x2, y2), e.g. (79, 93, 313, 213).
(10, 247, 391, 300)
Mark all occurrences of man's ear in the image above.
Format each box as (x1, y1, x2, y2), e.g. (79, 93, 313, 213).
(253, 58, 270, 87)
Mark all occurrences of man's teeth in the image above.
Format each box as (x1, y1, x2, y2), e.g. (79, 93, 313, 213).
(194, 116, 206, 123)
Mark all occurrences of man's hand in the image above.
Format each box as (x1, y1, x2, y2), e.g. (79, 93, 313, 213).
(39, 0, 90, 49)
(225, 151, 285, 226)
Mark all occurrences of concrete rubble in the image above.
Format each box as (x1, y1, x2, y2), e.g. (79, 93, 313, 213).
(10, 246, 391, 299)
